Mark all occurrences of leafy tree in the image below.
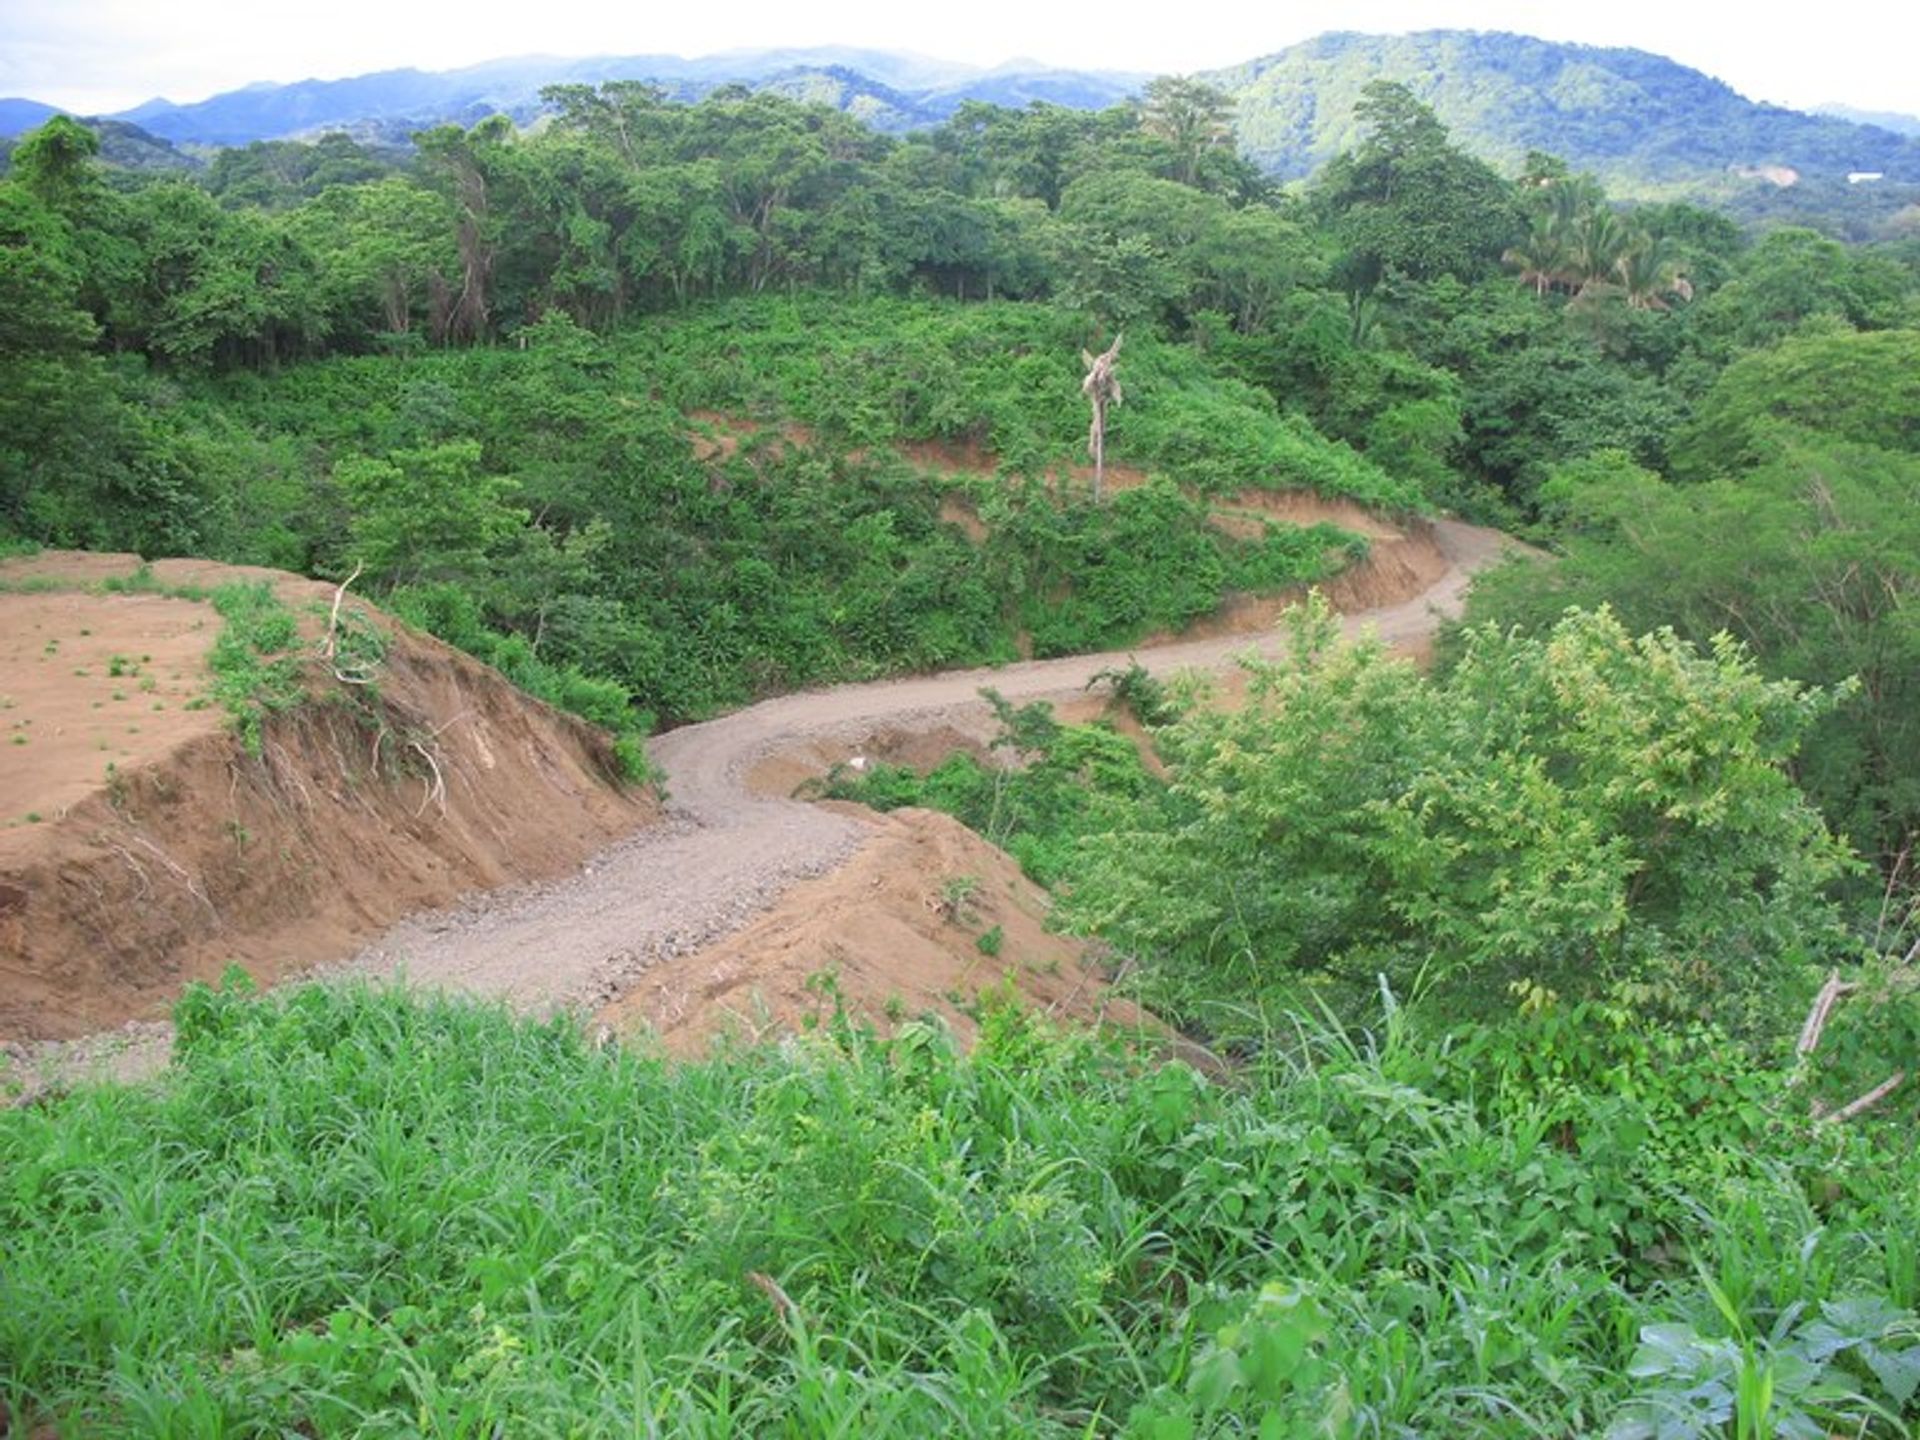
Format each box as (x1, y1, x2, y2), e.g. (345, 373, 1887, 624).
(1317, 82, 1522, 290)
(335, 440, 527, 587)
(1469, 437, 1920, 884)
(1066, 600, 1854, 1028)
(1138, 76, 1237, 189)
(1673, 326, 1920, 477)
(289, 178, 456, 342)
(7, 115, 102, 211)
(1689, 227, 1912, 353)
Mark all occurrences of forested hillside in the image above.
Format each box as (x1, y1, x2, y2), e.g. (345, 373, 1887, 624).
(1211, 31, 1920, 186)
(3, 71, 1918, 1435)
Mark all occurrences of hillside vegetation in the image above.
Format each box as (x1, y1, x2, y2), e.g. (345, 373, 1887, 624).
(1209, 31, 1920, 188)
(2, 67, 1918, 1438)
(3, 974, 1916, 1435)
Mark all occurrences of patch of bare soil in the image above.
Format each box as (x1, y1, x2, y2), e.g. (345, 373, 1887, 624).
(0, 590, 223, 829)
(0, 553, 652, 1044)
(1136, 510, 1452, 647)
(745, 721, 997, 799)
(598, 806, 1164, 1057)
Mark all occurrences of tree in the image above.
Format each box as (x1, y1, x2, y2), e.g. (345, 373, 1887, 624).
(1080, 333, 1123, 501)
(1065, 599, 1853, 1026)
(415, 121, 511, 344)
(8, 116, 102, 211)
(335, 441, 527, 587)
(1469, 438, 1919, 888)
(1673, 327, 1920, 478)
(1139, 77, 1236, 188)
(1317, 83, 1521, 290)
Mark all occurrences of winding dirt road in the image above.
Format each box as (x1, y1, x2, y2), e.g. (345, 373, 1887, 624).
(338, 518, 1510, 1015)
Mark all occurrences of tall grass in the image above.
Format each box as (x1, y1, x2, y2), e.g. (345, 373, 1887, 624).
(2, 976, 1913, 1437)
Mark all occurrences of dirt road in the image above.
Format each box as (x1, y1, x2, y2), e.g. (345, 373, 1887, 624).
(336, 518, 1509, 1016)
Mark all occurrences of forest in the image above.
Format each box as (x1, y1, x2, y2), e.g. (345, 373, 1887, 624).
(2, 73, 1918, 1435)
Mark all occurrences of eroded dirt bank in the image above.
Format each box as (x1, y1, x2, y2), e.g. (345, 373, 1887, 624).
(0, 555, 651, 1043)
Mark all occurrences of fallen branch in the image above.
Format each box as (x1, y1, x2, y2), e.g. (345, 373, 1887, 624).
(321, 563, 382, 685)
(320, 562, 363, 663)
(747, 1271, 799, 1324)
(1823, 1071, 1906, 1124)
(1795, 970, 1858, 1057)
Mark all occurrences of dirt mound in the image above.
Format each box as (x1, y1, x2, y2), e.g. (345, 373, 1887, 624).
(598, 806, 1165, 1057)
(0, 553, 652, 1043)
(745, 721, 996, 799)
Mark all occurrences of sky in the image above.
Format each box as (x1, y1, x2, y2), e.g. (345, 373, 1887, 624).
(3, 0, 1916, 119)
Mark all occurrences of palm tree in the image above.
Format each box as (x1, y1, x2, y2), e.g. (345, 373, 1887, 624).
(1615, 234, 1695, 310)
(1569, 207, 1633, 298)
(1503, 214, 1572, 296)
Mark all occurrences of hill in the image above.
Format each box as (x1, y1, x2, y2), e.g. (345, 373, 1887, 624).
(0, 98, 64, 136)
(1204, 30, 1920, 191)
(85, 49, 1143, 147)
(0, 115, 201, 175)
(9, 33, 1915, 205)
(1815, 103, 1920, 137)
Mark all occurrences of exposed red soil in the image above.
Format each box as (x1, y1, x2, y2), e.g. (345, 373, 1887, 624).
(5, 418, 1519, 1074)
(0, 554, 652, 1043)
(599, 805, 1174, 1059)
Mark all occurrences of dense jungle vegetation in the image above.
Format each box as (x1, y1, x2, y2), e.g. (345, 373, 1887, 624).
(2, 74, 1917, 1435)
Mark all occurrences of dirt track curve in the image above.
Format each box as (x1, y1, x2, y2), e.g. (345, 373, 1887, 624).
(337, 518, 1509, 1016)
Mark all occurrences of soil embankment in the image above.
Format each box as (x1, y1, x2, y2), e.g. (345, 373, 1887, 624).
(0, 554, 650, 1043)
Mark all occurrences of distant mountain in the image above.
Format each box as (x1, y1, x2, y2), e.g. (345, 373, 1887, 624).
(6, 33, 1913, 207)
(77, 50, 1144, 148)
(1203, 31, 1920, 191)
(1814, 103, 1920, 138)
(0, 98, 65, 136)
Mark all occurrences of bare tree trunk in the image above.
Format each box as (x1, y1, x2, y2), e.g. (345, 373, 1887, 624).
(1081, 334, 1124, 503)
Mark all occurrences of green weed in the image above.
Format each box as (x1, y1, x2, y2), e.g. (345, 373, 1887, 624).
(206, 581, 306, 753)
(0, 978, 1913, 1437)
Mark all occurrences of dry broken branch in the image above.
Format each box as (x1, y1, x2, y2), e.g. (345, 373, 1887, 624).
(320, 562, 364, 662)
(1081, 333, 1123, 503)
(1795, 969, 1858, 1057)
(1824, 1071, 1905, 1124)
(747, 1270, 799, 1324)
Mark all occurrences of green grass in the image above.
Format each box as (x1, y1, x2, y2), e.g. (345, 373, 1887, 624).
(204, 581, 306, 754)
(2, 975, 1913, 1437)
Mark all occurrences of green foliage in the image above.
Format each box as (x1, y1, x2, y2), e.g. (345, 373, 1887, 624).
(206, 580, 306, 752)
(2, 978, 1915, 1436)
(1219, 30, 1920, 203)
(1065, 600, 1854, 1036)
(825, 691, 1161, 890)
(1673, 328, 1920, 478)
(1469, 432, 1920, 883)
(1316, 82, 1524, 292)
(335, 439, 527, 587)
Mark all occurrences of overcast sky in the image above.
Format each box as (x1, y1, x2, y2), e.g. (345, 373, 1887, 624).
(3, 0, 1916, 119)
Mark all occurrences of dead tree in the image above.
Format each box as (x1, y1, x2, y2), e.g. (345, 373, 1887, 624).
(1081, 333, 1124, 503)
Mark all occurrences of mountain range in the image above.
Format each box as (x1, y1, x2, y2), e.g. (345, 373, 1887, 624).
(3, 48, 1145, 149)
(1204, 32, 1920, 188)
(4, 32, 1917, 197)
